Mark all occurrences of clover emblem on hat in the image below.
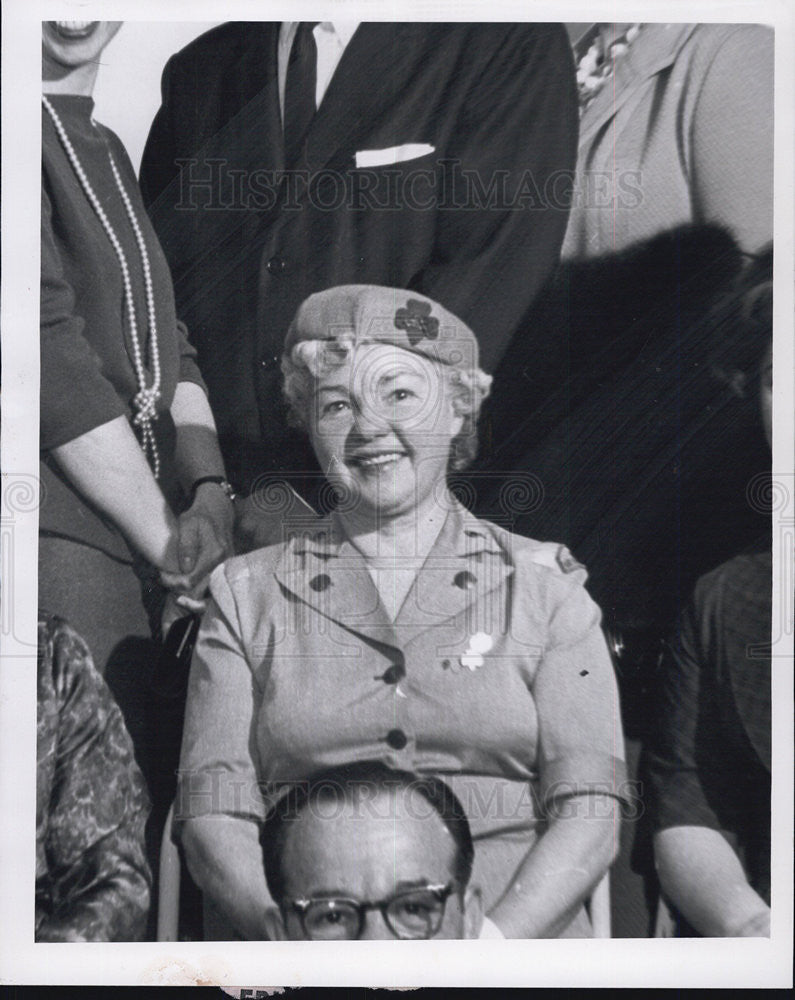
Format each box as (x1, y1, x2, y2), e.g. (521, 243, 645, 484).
(394, 298, 440, 346)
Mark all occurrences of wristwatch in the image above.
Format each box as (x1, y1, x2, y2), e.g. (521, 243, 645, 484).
(189, 475, 237, 504)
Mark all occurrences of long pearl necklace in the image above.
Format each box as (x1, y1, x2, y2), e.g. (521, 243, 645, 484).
(42, 94, 162, 478)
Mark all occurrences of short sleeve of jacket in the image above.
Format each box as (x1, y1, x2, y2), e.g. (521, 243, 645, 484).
(176, 563, 267, 826)
(532, 577, 627, 810)
(40, 186, 128, 450)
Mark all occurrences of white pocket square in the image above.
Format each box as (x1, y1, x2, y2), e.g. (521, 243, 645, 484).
(354, 143, 435, 168)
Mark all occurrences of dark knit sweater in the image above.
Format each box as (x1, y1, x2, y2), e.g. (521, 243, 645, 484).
(40, 94, 205, 559)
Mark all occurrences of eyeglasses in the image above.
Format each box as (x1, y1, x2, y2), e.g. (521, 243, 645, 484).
(284, 882, 457, 940)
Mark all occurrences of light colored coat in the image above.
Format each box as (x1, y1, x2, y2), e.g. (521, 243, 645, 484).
(564, 23, 774, 258)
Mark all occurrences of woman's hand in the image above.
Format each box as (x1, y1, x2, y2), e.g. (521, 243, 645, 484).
(233, 488, 317, 554)
(161, 483, 234, 594)
(168, 379, 235, 589)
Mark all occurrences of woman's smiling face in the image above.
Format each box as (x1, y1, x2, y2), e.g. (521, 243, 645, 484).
(309, 342, 463, 520)
(42, 21, 122, 75)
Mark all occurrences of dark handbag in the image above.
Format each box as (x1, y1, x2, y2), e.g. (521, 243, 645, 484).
(149, 613, 201, 703)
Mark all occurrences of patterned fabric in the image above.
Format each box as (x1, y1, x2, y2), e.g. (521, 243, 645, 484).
(645, 545, 772, 903)
(36, 614, 152, 941)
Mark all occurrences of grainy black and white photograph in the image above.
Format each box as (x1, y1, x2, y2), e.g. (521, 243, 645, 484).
(0, 0, 793, 990)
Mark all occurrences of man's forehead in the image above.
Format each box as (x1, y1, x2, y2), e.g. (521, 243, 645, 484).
(281, 783, 458, 893)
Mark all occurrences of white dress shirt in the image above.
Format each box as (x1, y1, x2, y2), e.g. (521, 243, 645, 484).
(277, 22, 360, 124)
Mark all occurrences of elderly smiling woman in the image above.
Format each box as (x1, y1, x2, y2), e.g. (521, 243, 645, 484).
(177, 286, 627, 940)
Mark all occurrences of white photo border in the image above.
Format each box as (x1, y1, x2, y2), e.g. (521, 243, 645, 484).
(1, 0, 792, 987)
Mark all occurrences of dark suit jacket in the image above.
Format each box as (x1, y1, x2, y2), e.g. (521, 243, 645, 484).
(140, 22, 578, 491)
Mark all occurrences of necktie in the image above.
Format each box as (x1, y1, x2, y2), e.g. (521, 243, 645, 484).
(284, 22, 319, 166)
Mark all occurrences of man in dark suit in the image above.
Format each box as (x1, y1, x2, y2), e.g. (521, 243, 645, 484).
(140, 22, 577, 499)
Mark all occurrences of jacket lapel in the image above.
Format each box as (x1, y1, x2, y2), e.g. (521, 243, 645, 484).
(273, 505, 513, 649)
(578, 23, 699, 146)
(303, 22, 431, 174)
(394, 505, 513, 646)
(218, 23, 284, 172)
(274, 517, 396, 643)
(246, 23, 433, 251)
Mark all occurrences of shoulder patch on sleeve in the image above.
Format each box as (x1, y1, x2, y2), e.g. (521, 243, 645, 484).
(555, 544, 586, 576)
(523, 541, 588, 581)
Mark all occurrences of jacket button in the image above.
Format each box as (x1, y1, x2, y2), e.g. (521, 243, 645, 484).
(382, 664, 405, 685)
(266, 255, 288, 275)
(385, 728, 408, 750)
(260, 355, 280, 371)
(454, 570, 477, 590)
(309, 573, 331, 592)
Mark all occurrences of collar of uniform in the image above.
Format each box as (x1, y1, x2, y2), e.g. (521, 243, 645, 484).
(288, 513, 344, 557)
(451, 505, 506, 559)
(288, 501, 505, 560)
(274, 502, 511, 640)
(275, 514, 393, 640)
(397, 503, 512, 636)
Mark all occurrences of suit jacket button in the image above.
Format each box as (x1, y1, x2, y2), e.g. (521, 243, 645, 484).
(454, 570, 477, 590)
(386, 728, 408, 750)
(309, 573, 332, 592)
(382, 664, 405, 685)
(266, 255, 287, 275)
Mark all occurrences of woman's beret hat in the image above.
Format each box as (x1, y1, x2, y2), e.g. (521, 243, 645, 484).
(284, 285, 481, 372)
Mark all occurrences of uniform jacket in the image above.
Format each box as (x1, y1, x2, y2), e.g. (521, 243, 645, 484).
(140, 22, 578, 490)
(178, 503, 626, 928)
